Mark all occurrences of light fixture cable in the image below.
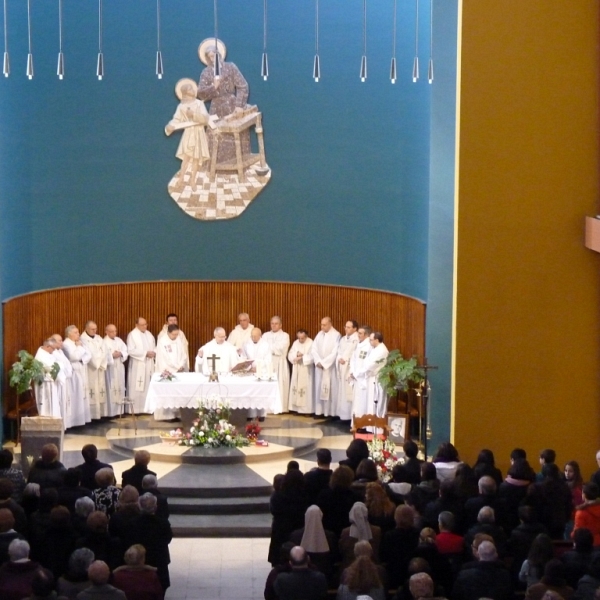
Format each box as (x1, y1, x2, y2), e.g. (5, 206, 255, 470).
(360, 0, 367, 82)
(261, 0, 268, 80)
(313, 0, 320, 82)
(390, 0, 397, 83)
(26, 0, 33, 79)
(412, 0, 419, 82)
(156, 0, 163, 78)
(428, 0, 434, 83)
(3, 0, 9, 77)
(57, 0, 64, 79)
(96, 0, 104, 79)
(213, 0, 220, 78)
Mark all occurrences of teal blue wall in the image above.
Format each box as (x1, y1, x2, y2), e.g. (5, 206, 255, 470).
(0, 0, 431, 301)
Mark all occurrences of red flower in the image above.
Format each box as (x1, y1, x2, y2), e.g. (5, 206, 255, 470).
(383, 451, 391, 459)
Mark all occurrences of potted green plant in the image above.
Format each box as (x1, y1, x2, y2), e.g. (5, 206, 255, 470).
(378, 350, 425, 397)
(8, 350, 57, 395)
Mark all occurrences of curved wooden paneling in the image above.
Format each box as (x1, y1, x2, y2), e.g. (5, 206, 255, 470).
(2, 281, 425, 415)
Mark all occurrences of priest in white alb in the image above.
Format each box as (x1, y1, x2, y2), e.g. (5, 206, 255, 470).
(288, 329, 314, 415)
(195, 327, 240, 375)
(349, 325, 373, 424)
(33, 338, 63, 419)
(334, 320, 359, 421)
(62, 325, 92, 427)
(50, 333, 74, 428)
(81, 321, 109, 420)
(157, 313, 190, 371)
(126, 317, 156, 413)
(311, 317, 341, 417)
(227, 312, 254, 352)
(104, 324, 128, 417)
(153, 324, 187, 420)
(262, 316, 290, 412)
(242, 328, 274, 419)
(364, 332, 390, 417)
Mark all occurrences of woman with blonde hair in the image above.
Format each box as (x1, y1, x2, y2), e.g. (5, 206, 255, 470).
(365, 482, 396, 534)
(337, 555, 385, 600)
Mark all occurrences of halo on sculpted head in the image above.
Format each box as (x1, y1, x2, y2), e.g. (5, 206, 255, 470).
(175, 78, 198, 100)
(198, 38, 227, 66)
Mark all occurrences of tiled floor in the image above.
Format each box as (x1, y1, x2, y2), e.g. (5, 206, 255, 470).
(166, 537, 271, 600)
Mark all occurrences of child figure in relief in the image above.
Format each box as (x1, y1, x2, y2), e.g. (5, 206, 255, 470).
(165, 78, 214, 192)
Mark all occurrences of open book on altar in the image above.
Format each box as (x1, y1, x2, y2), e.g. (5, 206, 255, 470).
(231, 360, 254, 373)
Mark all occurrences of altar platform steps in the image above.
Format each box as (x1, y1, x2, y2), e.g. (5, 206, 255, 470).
(168, 495, 270, 514)
(169, 513, 273, 537)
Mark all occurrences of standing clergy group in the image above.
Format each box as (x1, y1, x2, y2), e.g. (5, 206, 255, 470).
(28, 312, 389, 430)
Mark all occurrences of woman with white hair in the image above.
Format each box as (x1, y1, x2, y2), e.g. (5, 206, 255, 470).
(113, 544, 164, 600)
(57, 548, 94, 600)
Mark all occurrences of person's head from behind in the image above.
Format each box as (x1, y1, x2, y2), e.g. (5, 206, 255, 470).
(86, 511, 108, 533)
(287, 460, 300, 472)
(407, 557, 432, 577)
(345, 555, 381, 594)
(477, 540, 498, 562)
(75, 496, 95, 519)
(471, 533, 493, 559)
(478, 476, 497, 496)
(573, 528, 594, 553)
(419, 527, 436, 545)
(289, 546, 308, 569)
(330, 465, 355, 490)
(392, 464, 410, 483)
(433, 442, 459, 463)
(124, 544, 146, 567)
(356, 459, 378, 482)
(50, 505, 71, 529)
(64, 468, 82, 489)
(279, 541, 295, 565)
(118, 485, 140, 509)
(316, 448, 332, 467)
(0, 478, 14, 501)
(94, 467, 114, 488)
(88, 560, 110, 586)
(134, 450, 151, 467)
(394, 505, 414, 529)
(67, 548, 95, 580)
(81, 444, 98, 463)
(438, 511, 455, 533)
(528, 533, 554, 566)
(142, 474, 158, 490)
(420, 462, 437, 482)
(539, 449, 556, 466)
(508, 458, 534, 481)
(0, 448, 14, 469)
(403, 440, 419, 459)
(476, 449, 495, 466)
(510, 448, 527, 464)
(0, 508, 15, 533)
(477, 506, 495, 525)
(346, 439, 369, 463)
(542, 463, 560, 481)
(41, 443, 59, 464)
(353, 539, 374, 560)
(409, 572, 434, 600)
(518, 505, 538, 525)
(139, 492, 158, 515)
(542, 559, 566, 586)
(30, 569, 55, 598)
(583, 483, 600, 502)
(8, 538, 30, 562)
(272, 474, 284, 492)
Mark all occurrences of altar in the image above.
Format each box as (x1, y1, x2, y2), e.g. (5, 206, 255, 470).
(144, 372, 282, 415)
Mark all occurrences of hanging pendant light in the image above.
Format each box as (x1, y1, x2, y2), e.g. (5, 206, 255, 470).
(96, 0, 104, 80)
(412, 0, 419, 82)
(313, 0, 320, 81)
(213, 0, 221, 79)
(390, 0, 397, 83)
(156, 0, 163, 78)
(428, 0, 434, 83)
(26, 0, 33, 79)
(3, 0, 9, 77)
(261, 0, 268, 80)
(359, 0, 367, 82)
(57, 0, 64, 79)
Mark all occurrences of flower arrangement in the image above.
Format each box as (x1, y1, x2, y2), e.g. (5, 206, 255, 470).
(158, 370, 176, 382)
(245, 419, 261, 440)
(368, 437, 403, 482)
(178, 397, 249, 448)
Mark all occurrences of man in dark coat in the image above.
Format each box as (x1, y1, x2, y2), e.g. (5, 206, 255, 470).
(403, 440, 423, 484)
(75, 444, 113, 491)
(452, 540, 512, 600)
(141, 474, 169, 521)
(26, 444, 66, 491)
(304, 449, 333, 505)
(121, 450, 156, 493)
(273, 546, 328, 600)
(463, 476, 509, 532)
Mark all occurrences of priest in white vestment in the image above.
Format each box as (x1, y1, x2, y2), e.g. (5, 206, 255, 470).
(51, 334, 74, 428)
(104, 324, 128, 418)
(154, 324, 187, 420)
(157, 313, 190, 372)
(311, 317, 341, 417)
(242, 328, 273, 419)
(334, 320, 359, 421)
(195, 327, 240, 375)
(288, 330, 314, 414)
(81, 321, 109, 420)
(227, 313, 254, 352)
(364, 332, 390, 418)
(349, 326, 373, 424)
(33, 339, 63, 420)
(126, 318, 156, 413)
(62, 325, 92, 427)
(262, 316, 291, 412)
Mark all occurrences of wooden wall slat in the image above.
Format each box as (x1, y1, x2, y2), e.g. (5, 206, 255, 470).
(2, 281, 425, 415)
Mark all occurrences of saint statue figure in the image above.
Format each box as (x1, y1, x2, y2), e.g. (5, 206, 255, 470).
(165, 79, 211, 192)
(197, 38, 250, 164)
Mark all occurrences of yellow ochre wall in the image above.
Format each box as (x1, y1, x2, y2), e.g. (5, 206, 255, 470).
(452, 1, 600, 477)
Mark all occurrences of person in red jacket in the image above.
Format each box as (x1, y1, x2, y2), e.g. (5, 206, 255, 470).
(572, 483, 600, 546)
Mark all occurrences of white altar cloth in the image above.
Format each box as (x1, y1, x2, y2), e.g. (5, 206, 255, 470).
(144, 373, 282, 414)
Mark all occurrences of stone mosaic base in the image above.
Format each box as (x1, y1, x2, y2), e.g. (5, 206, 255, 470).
(167, 163, 271, 221)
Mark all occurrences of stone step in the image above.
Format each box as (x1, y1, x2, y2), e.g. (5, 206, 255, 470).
(170, 513, 272, 537)
(168, 495, 270, 515)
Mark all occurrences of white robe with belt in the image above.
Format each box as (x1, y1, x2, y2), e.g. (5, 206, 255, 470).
(154, 336, 187, 421)
(195, 339, 240, 375)
(310, 328, 340, 417)
(288, 338, 314, 414)
(227, 324, 254, 350)
(262, 330, 291, 412)
(126, 328, 156, 413)
(242, 339, 274, 417)
(53, 349, 73, 428)
(104, 335, 128, 417)
(81, 332, 109, 420)
(364, 343, 389, 417)
(334, 332, 359, 420)
(62, 339, 92, 427)
(350, 339, 372, 421)
(33, 348, 63, 420)
(158, 326, 190, 371)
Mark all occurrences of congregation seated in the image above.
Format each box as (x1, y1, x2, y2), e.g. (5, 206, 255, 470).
(407, 572, 448, 600)
(340, 540, 388, 591)
(28, 488, 60, 560)
(365, 481, 396, 535)
(317, 466, 359, 538)
(525, 558, 574, 600)
(35, 505, 78, 578)
(422, 480, 463, 533)
(451, 464, 478, 505)
(75, 511, 121, 570)
(112, 544, 164, 600)
(0, 478, 28, 536)
(0, 539, 43, 600)
(519, 533, 555, 588)
(22, 568, 69, 600)
(56, 548, 94, 600)
(141, 474, 169, 521)
(339, 502, 381, 568)
(273, 545, 328, 600)
(108, 485, 140, 554)
(464, 506, 508, 557)
(391, 557, 447, 600)
(435, 511, 466, 556)
(57, 469, 93, 514)
(0, 508, 26, 565)
(0, 449, 26, 503)
(336, 554, 385, 600)
(77, 560, 126, 600)
(72, 497, 95, 537)
(561, 527, 593, 588)
(463, 475, 509, 533)
(121, 450, 156, 494)
(472, 449, 503, 487)
(91, 467, 120, 517)
(21, 483, 41, 519)
(75, 444, 113, 492)
(289, 504, 338, 583)
(27, 444, 67, 491)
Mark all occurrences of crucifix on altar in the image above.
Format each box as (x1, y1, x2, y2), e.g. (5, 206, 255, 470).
(208, 354, 220, 382)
